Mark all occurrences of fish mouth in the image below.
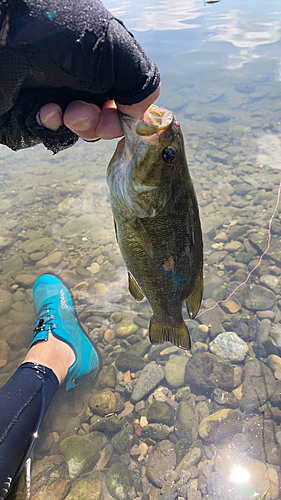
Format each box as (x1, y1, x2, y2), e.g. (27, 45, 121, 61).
(136, 105, 174, 136)
(120, 105, 174, 139)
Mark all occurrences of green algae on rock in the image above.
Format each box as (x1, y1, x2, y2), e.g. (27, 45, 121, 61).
(147, 401, 172, 424)
(89, 389, 116, 416)
(106, 462, 131, 500)
(59, 435, 100, 479)
(64, 471, 103, 500)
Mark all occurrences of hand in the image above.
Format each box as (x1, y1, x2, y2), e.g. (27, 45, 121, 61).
(36, 85, 160, 141)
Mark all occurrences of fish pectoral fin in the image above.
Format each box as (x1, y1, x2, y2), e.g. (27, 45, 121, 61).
(149, 317, 191, 350)
(129, 218, 154, 258)
(128, 273, 145, 301)
(185, 268, 203, 319)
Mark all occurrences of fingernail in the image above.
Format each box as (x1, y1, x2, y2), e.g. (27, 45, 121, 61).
(68, 116, 92, 132)
(36, 111, 43, 126)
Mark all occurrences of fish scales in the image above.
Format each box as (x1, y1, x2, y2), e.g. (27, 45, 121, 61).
(107, 105, 203, 349)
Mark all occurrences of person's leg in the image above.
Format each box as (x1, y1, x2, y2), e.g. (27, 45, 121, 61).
(0, 361, 59, 499)
(0, 274, 100, 500)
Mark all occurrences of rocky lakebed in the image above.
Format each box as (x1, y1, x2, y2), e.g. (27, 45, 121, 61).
(1, 112, 281, 500)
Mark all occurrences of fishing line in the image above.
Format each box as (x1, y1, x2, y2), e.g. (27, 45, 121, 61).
(192, 179, 281, 320)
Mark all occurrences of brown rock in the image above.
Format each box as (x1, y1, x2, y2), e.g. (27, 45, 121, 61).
(222, 299, 241, 313)
(89, 389, 116, 416)
(36, 251, 64, 268)
(146, 440, 176, 487)
(30, 455, 70, 500)
(185, 352, 234, 393)
(104, 329, 115, 343)
(15, 274, 37, 288)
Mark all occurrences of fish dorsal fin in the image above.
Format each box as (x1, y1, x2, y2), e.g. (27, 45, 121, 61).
(149, 316, 191, 350)
(128, 273, 145, 302)
(185, 268, 203, 319)
(129, 218, 154, 258)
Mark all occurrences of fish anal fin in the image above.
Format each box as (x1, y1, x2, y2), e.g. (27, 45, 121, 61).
(129, 218, 154, 258)
(149, 316, 191, 350)
(128, 273, 145, 302)
(185, 268, 203, 319)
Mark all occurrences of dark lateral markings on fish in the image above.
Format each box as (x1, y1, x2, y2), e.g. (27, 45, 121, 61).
(107, 104, 203, 350)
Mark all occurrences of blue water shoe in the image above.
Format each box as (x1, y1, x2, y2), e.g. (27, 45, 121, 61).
(31, 273, 100, 390)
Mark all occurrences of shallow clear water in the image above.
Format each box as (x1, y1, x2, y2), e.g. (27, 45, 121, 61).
(2, 0, 281, 499)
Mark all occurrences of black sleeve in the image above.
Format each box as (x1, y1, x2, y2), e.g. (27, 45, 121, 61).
(0, 0, 160, 153)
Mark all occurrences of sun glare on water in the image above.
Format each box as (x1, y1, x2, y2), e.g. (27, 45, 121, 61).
(229, 465, 251, 484)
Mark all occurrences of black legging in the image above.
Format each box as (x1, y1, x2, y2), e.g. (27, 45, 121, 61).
(0, 362, 59, 499)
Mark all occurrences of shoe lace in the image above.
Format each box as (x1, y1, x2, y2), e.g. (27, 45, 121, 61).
(33, 303, 57, 334)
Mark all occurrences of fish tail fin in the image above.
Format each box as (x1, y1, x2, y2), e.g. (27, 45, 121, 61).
(149, 317, 191, 350)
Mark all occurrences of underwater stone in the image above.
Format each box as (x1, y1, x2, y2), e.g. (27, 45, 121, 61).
(240, 359, 276, 411)
(146, 440, 176, 488)
(111, 418, 133, 454)
(115, 352, 146, 372)
(147, 401, 172, 424)
(244, 284, 276, 311)
(175, 401, 197, 442)
(209, 332, 248, 362)
(97, 365, 117, 389)
(199, 409, 243, 442)
(64, 471, 103, 500)
(59, 435, 100, 479)
(87, 431, 108, 450)
(184, 352, 234, 393)
(131, 363, 164, 403)
(106, 462, 131, 500)
(175, 448, 201, 476)
(31, 455, 70, 500)
(0, 289, 12, 316)
(142, 423, 171, 441)
(165, 356, 189, 389)
(126, 337, 151, 357)
(89, 389, 116, 416)
(90, 414, 121, 433)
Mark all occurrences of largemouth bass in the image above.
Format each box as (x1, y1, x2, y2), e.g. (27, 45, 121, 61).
(107, 105, 203, 349)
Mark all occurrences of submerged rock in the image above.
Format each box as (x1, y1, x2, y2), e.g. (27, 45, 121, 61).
(111, 418, 133, 454)
(97, 365, 117, 389)
(240, 359, 276, 411)
(59, 435, 100, 479)
(89, 389, 116, 416)
(175, 401, 197, 442)
(147, 401, 172, 425)
(209, 331, 248, 362)
(146, 440, 176, 488)
(142, 423, 171, 440)
(131, 364, 164, 403)
(115, 352, 146, 372)
(244, 284, 276, 311)
(106, 462, 131, 500)
(65, 471, 103, 500)
(198, 409, 243, 443)
(175, 447, 201, 475)
(184, 352, 234, 393)
(165, 356, 189, 389)
(31, 455, 70, 500)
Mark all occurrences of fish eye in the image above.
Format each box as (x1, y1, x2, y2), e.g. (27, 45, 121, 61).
(162, 146, 176, 163)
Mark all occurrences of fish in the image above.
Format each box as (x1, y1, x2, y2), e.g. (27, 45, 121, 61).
(106, 105, 203, 350)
